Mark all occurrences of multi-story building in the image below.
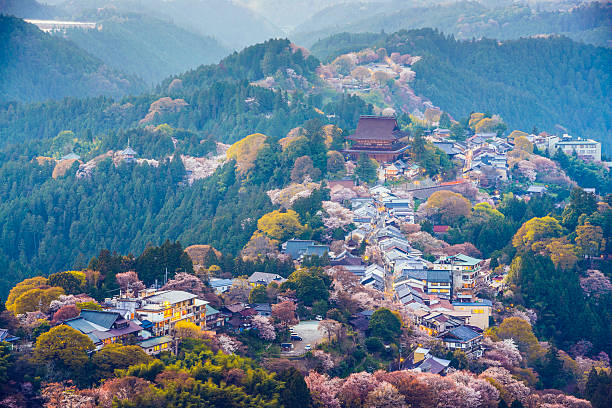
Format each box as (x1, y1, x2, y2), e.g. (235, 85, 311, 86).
(134, 290, 203, 337)
(394, 269, 452, 296)
(434, 254, 483, 295)
(546, 134, 602, 162)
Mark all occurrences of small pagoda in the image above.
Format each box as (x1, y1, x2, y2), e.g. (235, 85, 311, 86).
(119, 139, 137, 163)
(343, 115, 409, 162)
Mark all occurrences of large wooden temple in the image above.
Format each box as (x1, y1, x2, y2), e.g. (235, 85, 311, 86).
(343, 115, 410, 162)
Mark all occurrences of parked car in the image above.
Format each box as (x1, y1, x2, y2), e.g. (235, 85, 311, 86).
(290, 335, 303, 341)
(305, 344, 312, 351)
(315, 315, 323, 321)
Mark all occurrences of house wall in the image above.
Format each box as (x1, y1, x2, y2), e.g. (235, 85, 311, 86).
(452, 304, 491, 330)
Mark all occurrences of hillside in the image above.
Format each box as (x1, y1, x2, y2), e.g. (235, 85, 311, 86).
(0, 38, 373, 298)
(311, 29, 612, 152)
(59, 0, 283, 49)
(0, 16, 145, 102)
(292, 1, 612, 48)
(0, 0, 57, 19)
(58, 13, 230, 85)
(0, 39, 345, 147)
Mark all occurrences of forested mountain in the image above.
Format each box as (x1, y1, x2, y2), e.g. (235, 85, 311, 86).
(0, 16, 145, 102)
(312, 29, 612, 152)
(59, 0, 282, 49)
(292, 1, 612, 48)
(58, 13, 229, 85)
(0, 0, 57, 19)
(0, 38, 370, 147)
(0, 38, 371, 297)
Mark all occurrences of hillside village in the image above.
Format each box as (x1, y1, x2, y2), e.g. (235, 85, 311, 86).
(0, 17, 610, 407)
(2, 107, 610, 407)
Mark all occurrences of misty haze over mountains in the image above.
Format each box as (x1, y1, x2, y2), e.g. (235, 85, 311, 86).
(1, 0, 610, 146)
(15, 0, 612, 48)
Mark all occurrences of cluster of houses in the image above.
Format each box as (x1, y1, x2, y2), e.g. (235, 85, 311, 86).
(351, 115, 602, 192)
(272, 169, 494, 365)
(50, 273, 292, 356)
(346, 184, 491, 360)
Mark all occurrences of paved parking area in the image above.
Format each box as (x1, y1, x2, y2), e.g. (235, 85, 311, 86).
(284, 320, 325, 355)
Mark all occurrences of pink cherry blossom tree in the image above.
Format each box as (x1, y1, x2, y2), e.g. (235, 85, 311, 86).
(251, 315, 276, 341)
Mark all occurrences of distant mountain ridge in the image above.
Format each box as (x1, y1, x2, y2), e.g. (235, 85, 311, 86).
(58, 13, 230, 85)
(0, 16, 145, 102)
(292, 1, 612, 48)
(58, 0, 283, 49)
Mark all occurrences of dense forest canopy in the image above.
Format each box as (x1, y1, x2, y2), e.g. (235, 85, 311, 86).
(0, 16, 145, 102)
(0, 38, 369, 148)
(0, 38, 374, 299)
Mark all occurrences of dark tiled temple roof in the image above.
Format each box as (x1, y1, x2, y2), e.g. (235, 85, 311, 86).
(347, 116, 408, 141)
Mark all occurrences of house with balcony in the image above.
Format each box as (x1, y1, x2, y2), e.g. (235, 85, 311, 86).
(135, 290, 200, 337)
(205, 305, 224, 329)
(434, 254, 483, 295)
(394, 269, 452, 296)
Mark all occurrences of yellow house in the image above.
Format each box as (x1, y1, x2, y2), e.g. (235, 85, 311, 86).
(451, 300, 492, 330)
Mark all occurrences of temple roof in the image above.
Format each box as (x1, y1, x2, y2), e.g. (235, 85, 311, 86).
(347, 116, 408, 142)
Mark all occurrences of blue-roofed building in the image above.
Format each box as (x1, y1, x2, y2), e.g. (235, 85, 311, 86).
(209, 278, 235, 295)
(0, 328, 19, 349)
(452, 299, 493, 330)
(282, 239, 329, 260)
(64, 310, 142, 350)
(438, 325, 483, 357)
(137, 336, 174, 355)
